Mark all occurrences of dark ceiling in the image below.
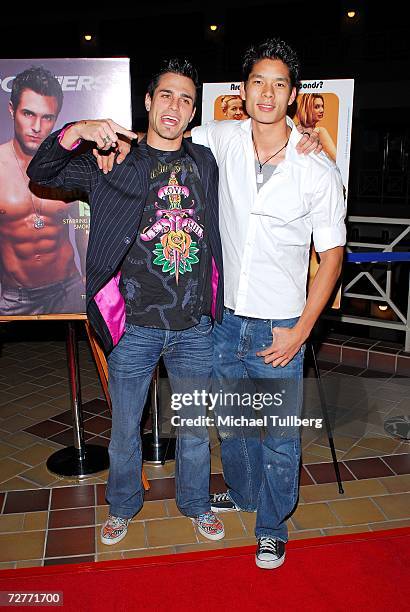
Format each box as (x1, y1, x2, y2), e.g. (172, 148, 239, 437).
(0, 0, 402, 79)
(0, 0, 407, 122)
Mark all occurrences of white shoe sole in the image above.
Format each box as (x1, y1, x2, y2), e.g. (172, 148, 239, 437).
(255, 552, 286, 569)
(192, 519, 225, 541)
(210, 505, 238, 513)
(100, 527, 128, 546)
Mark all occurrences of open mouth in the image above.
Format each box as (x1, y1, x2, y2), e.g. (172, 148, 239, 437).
(161, 115, 179, 126)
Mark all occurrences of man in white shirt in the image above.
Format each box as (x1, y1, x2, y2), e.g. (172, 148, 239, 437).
(191, 38, 346, 569)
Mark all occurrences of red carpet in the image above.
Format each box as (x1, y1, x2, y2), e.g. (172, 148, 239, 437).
(1, 528, 409, 612)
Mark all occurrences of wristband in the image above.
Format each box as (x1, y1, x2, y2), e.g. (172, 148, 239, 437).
(58, 125, 82, 150)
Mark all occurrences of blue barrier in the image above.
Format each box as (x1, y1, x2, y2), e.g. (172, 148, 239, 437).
(346, 252, 410, 263)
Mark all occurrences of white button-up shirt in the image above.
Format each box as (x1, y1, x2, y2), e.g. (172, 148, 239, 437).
(192, 117, 346, 320)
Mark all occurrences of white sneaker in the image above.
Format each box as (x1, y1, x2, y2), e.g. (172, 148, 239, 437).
(101, 514, 131, 545)
(191, 511, 225, 540)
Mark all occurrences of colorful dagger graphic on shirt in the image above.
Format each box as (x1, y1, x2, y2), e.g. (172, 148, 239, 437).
(140, 171, 203, 284)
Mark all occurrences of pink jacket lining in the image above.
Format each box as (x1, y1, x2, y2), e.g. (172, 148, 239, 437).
(94, 259, 219, 347)
(57, 126, 82, 150)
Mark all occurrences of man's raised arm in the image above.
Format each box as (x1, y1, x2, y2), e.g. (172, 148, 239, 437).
(27, 119, 137, 193)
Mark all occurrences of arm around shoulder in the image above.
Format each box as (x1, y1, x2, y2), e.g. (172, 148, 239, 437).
(316, 127, 337, 162)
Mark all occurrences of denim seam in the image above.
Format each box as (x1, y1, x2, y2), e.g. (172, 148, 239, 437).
(289, 438, 301, 508)
(241, 432, 255, 511)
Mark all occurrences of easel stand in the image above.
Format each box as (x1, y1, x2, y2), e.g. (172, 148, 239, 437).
(309, 341, 344, 494)
(47, 321, 109, 478)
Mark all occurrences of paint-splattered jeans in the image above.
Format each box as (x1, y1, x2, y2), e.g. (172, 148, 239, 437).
(212, 308, 304, 542)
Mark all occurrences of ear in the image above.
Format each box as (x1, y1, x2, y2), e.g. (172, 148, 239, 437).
(189, 106, 196, 123)
(288, 86, 297, 107)
(145, 93, 151, 111)
(240, 82, 246, 101)
(8, 101, 14, 119)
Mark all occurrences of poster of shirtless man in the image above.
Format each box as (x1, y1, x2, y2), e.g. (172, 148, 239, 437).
(0, 66, 87, 315)
(0, 59, 131, 317)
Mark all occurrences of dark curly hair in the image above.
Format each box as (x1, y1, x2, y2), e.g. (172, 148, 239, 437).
(242, 38, 301, 89)
(10, 66, 63, 115)
(147, 58, 200, 104)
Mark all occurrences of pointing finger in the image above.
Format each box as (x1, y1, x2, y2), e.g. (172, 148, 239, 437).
(108, 120, 138, 140)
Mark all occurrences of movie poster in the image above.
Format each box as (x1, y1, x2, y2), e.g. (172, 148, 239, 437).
(202, 79, 354, 308)
(0, 58, 131, 319)
(202, 79, 354, 189)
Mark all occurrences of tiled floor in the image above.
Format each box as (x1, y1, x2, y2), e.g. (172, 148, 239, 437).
(317, 332, 410, 375)
(0, 323, 409, 569)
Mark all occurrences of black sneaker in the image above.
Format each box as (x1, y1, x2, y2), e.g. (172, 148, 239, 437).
(210, 491, 239, 512)
(255, 537, 286, 569)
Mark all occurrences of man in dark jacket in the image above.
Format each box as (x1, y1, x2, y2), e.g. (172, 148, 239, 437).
(27, 58, 225, 546)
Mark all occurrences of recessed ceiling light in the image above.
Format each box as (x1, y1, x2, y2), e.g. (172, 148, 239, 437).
(84, 34, 92, 41)
(347, 10, 356, 18)
(210, 24, 218, 31)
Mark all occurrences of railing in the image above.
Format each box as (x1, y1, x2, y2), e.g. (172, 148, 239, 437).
(325, 216, 410, 351)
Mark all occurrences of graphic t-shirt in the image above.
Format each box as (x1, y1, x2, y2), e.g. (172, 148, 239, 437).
(120, 145, 211, 330)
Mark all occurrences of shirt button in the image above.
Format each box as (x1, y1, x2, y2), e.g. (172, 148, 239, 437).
(124, 236, 131, 245)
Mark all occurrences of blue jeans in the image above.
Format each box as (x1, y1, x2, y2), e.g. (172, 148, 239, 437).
(107, 316, 213, 519)
(213, 309, 304, 542)
(0, 273, 85, 315)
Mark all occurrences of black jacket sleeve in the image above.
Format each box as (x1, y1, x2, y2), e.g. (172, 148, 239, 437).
(27, 128, 101, 195)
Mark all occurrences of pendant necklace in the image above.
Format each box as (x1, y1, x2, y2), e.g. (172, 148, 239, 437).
(11, 142, 45, 229)
(252, 133, 289, 184)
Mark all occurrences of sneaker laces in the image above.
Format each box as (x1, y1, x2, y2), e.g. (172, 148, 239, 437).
(259, 537, 278, 554)
(212, 492, 231, 503)
(197, 511, 219, 523)
(107, 515, 129, 528)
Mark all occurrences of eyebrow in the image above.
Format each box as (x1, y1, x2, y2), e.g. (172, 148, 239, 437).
(250, 74, 289, 82)
(158, 88, 194, 102)
(20, 107, 56, 117)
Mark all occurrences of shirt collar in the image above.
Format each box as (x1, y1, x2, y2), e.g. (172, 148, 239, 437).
(240, 116, 308, 166)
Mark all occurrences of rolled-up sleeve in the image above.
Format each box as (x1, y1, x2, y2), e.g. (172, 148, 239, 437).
(311, 164, 346, 253)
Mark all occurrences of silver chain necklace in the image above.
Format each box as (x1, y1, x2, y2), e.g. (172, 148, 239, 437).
(11, 142, 45, 229)
(252, 133, 289, 184)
